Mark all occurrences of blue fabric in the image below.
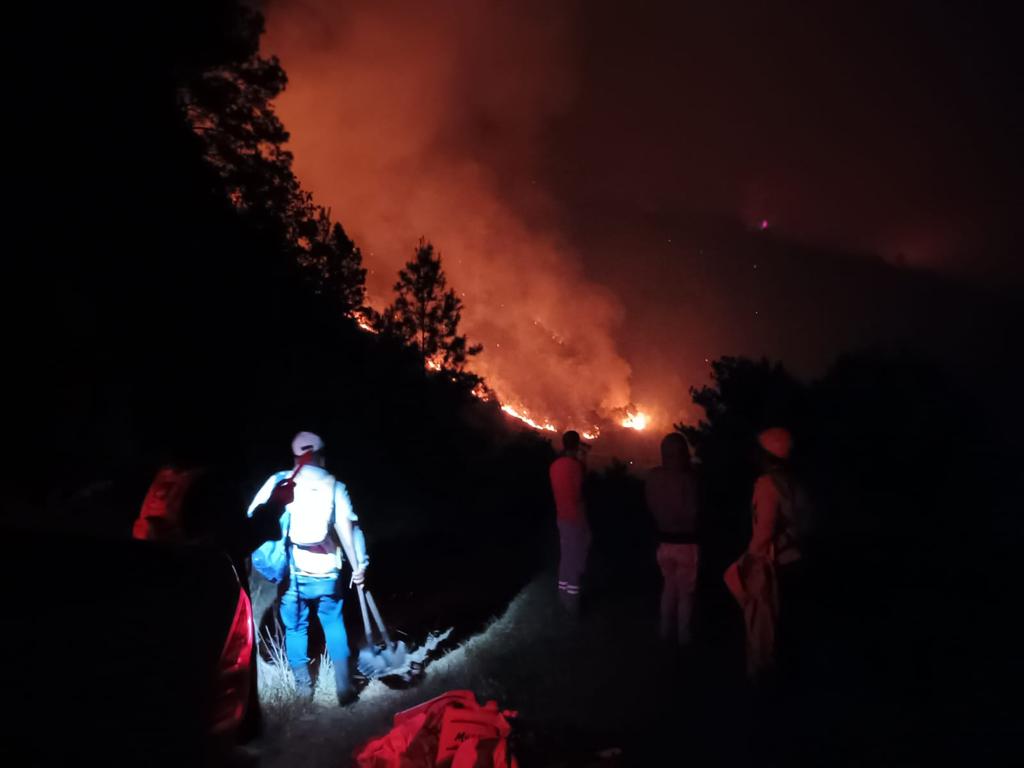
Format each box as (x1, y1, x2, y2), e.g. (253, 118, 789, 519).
(248, 471, 292, 582)
(280, 573, 351, 695)
(250, 508, 290, 582)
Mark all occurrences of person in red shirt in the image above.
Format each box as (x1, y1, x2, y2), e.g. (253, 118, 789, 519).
(549, 431, 590, 610)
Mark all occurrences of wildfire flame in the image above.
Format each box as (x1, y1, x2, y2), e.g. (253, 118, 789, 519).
(350, 310, 379, 334)
(349, 311, 630, 441)
(620, 410, 650, 431)
(500, 404, 558, 433)
(471, 382, 491, 402)
(498, 403, 605, 440)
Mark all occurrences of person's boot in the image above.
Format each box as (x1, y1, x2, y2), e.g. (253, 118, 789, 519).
(334, 661, 357, 706)
(291, 664, 314, 704)
(558, 589, 581, 620)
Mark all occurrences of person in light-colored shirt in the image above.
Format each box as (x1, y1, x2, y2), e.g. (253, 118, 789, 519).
(248, 431, 368, 705)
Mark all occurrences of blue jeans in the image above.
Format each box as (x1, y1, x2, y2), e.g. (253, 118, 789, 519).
(280, 574, 350, 696)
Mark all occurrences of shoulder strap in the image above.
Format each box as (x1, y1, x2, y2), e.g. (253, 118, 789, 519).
(282, 494, 294, 581)
(330, 479, 344, 569)
(330, 478, 337, 525)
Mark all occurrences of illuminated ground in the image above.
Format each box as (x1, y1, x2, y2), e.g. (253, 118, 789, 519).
(255, 569, 757, 767)
(250, 549, 1001, 767)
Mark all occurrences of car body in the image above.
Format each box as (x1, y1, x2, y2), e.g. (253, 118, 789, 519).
(4, 529, 253, 766)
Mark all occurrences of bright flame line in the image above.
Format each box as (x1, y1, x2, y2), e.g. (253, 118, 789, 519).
(351, 310, 608, 439)
(501, 404, 558, 432)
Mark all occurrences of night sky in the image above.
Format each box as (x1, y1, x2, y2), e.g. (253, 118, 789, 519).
(262, 0, 1020, 432)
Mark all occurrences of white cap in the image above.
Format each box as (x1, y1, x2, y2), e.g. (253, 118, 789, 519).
(291, 431, 324, 457)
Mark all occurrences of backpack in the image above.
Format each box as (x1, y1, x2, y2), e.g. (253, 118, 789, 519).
(355, 690, 518, 768)
(769, 471, 812, 564)
(286, 465, 338, 546)
(250, 465, 338, 582)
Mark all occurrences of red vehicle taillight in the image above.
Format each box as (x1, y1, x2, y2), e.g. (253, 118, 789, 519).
(209, 588, 254, 735)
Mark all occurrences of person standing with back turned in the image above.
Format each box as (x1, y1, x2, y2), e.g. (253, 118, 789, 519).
(247, 431, 369, 705)
(549, 431, 590, 613)
(646, 433, 700, 647)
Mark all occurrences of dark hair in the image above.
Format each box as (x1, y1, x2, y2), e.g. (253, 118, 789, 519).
(562, 431, 581, 452)
(660, 432, 691, 468)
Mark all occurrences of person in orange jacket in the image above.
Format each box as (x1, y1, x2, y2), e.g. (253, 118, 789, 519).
(130, 455, 292, 741)
(749, 428, 804, 567)
(132, 460, 286, 556)
(734, 427, 809, 678)
(131, 464, 199, 542)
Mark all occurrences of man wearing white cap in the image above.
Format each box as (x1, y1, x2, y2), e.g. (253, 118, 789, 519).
(248, 431, 369, 704)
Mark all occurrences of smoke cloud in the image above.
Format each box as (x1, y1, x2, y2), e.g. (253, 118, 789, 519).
(262, 0, 635, 430)
(261, 0, 1018, 448)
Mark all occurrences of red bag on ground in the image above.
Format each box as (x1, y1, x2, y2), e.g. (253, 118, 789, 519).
(355, 690, 518, 768)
